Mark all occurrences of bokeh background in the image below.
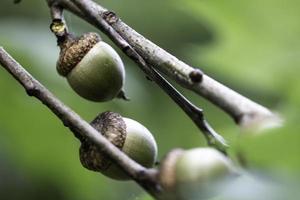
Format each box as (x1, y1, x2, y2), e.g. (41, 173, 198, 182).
(0, 0, 299, 199)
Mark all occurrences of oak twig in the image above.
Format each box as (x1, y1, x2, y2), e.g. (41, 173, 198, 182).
(0, 47, 162, 199)
(56, 0, 281, 129)
(46, 0, 228, 152)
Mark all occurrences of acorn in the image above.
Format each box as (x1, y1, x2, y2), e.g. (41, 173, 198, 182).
(159, 148, 236, 200)
(56, 32, 125, 102)
(79, 111, 158, 180)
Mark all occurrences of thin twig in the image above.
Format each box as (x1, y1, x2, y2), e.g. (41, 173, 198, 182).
(57, 0, 281, 129)
(0, 47, 162, 199)
(48, 2, 63, 20)
(45, 0, 228, 151)
(54, 0, 227, 152)
(48, 1, 70, 44)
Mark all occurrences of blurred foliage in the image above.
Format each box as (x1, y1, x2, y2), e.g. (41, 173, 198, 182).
(0, 0, 299, 199)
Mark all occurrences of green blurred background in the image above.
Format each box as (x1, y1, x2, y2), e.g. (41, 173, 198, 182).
(0, 0, 299, 199)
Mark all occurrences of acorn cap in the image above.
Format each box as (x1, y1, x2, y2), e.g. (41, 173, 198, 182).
(79, 111, 126, 172)
(57, 32, 101, 76)
(159, 149, 184, 191)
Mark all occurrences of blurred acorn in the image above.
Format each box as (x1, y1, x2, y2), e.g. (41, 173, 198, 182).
(159, 147, 236, 200)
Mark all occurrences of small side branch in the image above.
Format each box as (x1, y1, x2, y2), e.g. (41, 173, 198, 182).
(57, 0, 281, 129)
(0, 47, 162, 199)
(67, 0, 228, 151)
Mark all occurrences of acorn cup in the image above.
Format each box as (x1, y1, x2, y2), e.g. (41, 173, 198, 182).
(56, 32, 125, 102)
(79, 111, 158, 180)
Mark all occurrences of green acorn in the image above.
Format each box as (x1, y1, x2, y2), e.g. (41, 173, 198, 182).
(159, 148, 236, 200)
(56, 32, 125, 102)
(79, 111, 158, 180)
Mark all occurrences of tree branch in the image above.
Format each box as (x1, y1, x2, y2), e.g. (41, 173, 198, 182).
(0, 47, 162, 199)
(46, 0, 228, 152)
(57, 0, 282, 129)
